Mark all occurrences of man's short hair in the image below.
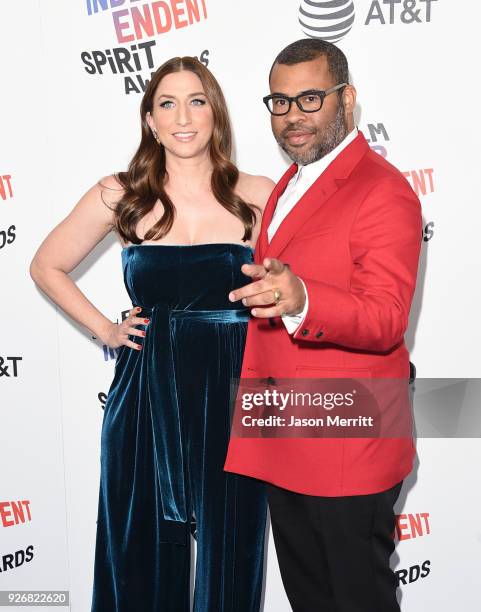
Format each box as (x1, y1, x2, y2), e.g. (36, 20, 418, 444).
(269, 38, 349, 87)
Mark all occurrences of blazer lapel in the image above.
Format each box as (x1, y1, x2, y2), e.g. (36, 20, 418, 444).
(263, 131, 371, 261)
(265, 174, 339, 260)
(255, 163, 297, 263)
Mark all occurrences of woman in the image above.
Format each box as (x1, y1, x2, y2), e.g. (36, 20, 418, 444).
(30, 56, 274, 611)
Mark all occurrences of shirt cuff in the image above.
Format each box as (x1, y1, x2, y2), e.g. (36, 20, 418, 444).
(281, 278, 309, 334)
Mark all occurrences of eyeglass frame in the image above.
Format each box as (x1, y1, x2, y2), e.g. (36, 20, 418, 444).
(262, 83, 348, 116)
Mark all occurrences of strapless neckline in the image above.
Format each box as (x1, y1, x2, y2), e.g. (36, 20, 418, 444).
(122, 242, 254, 251)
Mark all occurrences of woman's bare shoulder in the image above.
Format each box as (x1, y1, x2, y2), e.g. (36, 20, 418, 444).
(237, 171, 276, 211)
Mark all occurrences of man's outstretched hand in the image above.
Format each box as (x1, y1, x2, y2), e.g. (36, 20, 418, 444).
(228, 257, 306, 318)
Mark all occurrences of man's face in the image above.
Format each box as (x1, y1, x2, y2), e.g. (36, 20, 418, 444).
(269, 56, 350, 165)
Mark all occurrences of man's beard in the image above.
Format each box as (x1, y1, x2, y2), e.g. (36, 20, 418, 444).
(276, 100, 348, 165)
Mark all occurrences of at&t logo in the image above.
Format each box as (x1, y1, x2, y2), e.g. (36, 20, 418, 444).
(298, 0, 355, 43)
(0, 356, 22, 377)
(365, 0, 437, 25)
(298, 0, 437, 40)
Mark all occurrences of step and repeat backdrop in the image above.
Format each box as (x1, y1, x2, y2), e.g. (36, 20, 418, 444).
(1, 1, 480, 610)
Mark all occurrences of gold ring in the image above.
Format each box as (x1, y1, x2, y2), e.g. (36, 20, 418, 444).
(274, 289, 281, 304)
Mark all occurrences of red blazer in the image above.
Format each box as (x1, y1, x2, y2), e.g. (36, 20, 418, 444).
(224, 131, 422, 496)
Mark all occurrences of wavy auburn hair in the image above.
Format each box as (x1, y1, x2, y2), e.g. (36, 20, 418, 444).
(104, 56, 257, 244)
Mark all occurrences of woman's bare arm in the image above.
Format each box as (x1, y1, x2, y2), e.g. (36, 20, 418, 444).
(30, 175, 145, 349)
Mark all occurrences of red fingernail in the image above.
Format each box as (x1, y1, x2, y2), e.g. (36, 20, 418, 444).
(144, 319, 150, 324)
(137, 344, 142, 350)
(141, 331, 146, 337)
(136, 307, 142, 312)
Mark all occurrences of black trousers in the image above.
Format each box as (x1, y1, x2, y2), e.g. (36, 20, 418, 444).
(266, 481, 403, 612)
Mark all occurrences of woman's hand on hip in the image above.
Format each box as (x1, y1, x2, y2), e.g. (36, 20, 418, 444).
(101, 307, 150, 350)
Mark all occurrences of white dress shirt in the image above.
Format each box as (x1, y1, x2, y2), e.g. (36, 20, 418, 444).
(267, 127, 358, 333)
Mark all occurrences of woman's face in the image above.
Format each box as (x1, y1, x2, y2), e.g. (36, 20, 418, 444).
(146, 70, 214, 161)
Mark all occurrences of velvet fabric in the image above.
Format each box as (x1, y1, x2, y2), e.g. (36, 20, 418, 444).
(91, 243, 267, 612)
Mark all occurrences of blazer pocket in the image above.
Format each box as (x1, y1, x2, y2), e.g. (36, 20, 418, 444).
(295, 366, 372, 378)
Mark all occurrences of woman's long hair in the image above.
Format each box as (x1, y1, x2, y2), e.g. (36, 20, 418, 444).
(102, 56, 258, 245)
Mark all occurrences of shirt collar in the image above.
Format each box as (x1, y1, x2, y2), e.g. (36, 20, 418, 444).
(294, 126, 358, 185)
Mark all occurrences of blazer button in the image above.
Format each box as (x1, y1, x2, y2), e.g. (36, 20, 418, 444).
(301, 329, 310, 336)
(267, 376, 276, 385)
(315, 331, 324, 338)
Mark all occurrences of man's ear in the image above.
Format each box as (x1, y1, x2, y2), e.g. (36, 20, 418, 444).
(343, 84, 357, 115)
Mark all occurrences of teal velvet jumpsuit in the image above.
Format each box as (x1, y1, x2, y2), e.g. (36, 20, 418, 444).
(91, 244, 267, 611)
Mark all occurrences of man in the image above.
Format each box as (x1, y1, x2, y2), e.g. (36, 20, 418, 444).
(224, 39, 422, 611)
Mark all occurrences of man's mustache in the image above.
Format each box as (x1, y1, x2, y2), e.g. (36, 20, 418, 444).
(280, 125, 317, 139)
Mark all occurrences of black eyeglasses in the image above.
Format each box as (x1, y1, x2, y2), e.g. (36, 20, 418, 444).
(263, 83, 347, 116)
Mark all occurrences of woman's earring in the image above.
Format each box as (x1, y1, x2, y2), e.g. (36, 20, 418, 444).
(151, 128, 161, 145)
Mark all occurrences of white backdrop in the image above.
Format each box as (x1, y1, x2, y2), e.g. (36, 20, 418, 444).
(1, 1, 480, 610)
